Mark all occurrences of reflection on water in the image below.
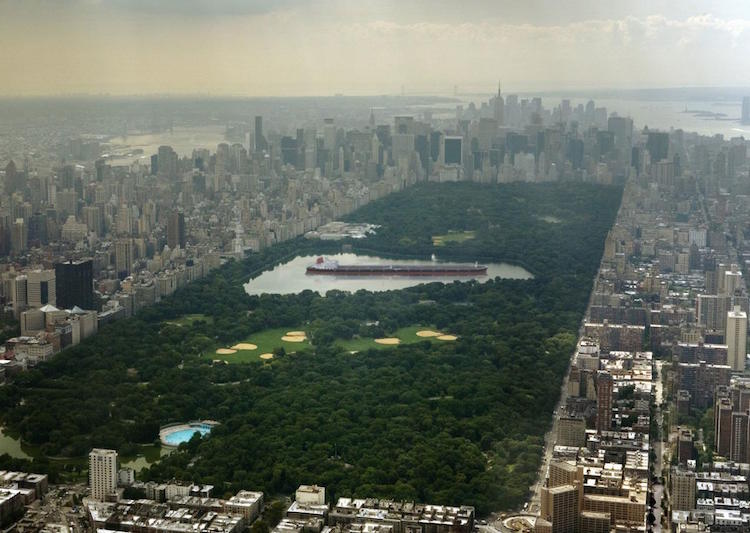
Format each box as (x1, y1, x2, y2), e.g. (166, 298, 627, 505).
(0, 427, 168, 471)
(244, 253, 533, 296)
(121, 447, 172, 471)
(106, 125, 228, 164)
(0, 427, 32, 459)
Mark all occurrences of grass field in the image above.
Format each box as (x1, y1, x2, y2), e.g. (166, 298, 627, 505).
(165, 314, 211, 327)
(211, 327, 313, 363)
(432, 230, 476, 246)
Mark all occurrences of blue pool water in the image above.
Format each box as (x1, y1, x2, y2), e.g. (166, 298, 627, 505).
(163, 424, 213, 446)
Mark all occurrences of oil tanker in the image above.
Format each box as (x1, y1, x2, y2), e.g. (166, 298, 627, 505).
(306, 257, 487, 276)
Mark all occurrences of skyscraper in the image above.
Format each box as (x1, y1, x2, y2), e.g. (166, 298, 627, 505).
(727, 306, 747, 371)
(89, 448, 118, 501)
(596, 371, 613, 432)
(254, 116, 266, 152)
(11, 218, 27, 255)
(157, 145, 178, 179)
(646, 131, 669, 163)
(493, 82, 504, 125)
(115, 239, 133, 279)
(55, 259, 94, 310)
(167, 211, 186, 250)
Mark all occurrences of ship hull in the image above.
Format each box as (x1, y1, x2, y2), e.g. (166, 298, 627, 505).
(306, 265, 487, 276)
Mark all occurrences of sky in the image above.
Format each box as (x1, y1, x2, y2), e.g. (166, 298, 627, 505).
(1, 0, 750, 96)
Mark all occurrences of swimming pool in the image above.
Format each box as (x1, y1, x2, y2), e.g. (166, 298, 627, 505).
(160, 422, 215, 446)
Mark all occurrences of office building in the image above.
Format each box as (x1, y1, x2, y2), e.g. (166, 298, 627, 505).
(646, 131, 669, 162)
(55, 259, 94, 310)
(115, 239, 133, 279)
(443, 136, 463, 165)
(11, 218, 27, 255)
(727, 306, 747, 371)
(255, 116, 266, 152)
(167, 211, 186, 250)
(89, 448, 118, 501)
(26, 270, 55, 308)
(157, 146, 178, 178)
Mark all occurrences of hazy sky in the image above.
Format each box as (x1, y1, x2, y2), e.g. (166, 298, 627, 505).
(1, 0, 750, 96)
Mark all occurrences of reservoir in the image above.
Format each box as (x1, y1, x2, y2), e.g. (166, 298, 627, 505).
(244, 253, 533, 296)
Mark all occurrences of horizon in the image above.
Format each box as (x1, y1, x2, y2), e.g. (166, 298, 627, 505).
(1, 85, 750, 100)
(2, 0, 750, 96)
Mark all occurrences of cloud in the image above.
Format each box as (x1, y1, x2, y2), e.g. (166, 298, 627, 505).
(1, 7, 750, 95)
(100, 0, 308, 16)
(0, 0, 309, 17)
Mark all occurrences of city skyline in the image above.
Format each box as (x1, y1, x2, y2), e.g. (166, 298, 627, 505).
(1, 0, 750, 96)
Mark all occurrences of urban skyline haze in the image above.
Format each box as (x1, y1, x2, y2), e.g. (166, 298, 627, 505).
(1, 0, 750, 96)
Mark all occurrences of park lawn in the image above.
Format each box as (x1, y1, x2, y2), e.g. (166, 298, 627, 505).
(432, 230, 476, 247)
(164, 314, 211, 327)
(335, 325, 451, 352)
(212, 327, 313, 364)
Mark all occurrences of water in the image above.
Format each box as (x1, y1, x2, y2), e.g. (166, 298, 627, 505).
(244, 253, 533, 296)
(432, 94, 750, 138)
(105, 125, 228, 165)
(0, 426, 167, 471)
(546, 96, 749, 138)
(162, 424, 214, 446)
(120, 446, 172, 472)
(0, 427, 32, 459)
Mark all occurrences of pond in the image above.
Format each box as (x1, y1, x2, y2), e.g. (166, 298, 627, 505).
(0, 427, 32, 459)
(244, 253, 533, 296)
(0, 426, 169, 472)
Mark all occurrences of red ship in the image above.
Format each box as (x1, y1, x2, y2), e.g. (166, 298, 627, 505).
(306, 257, 487, 276)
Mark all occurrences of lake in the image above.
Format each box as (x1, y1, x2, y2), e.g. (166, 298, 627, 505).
(0, 427, 32, 459)
(244, 253, 533, 296)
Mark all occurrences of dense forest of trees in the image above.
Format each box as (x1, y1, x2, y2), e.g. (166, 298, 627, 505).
(0, 182, 622, 514)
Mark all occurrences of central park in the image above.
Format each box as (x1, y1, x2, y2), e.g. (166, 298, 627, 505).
(0, 181, 622, 515)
